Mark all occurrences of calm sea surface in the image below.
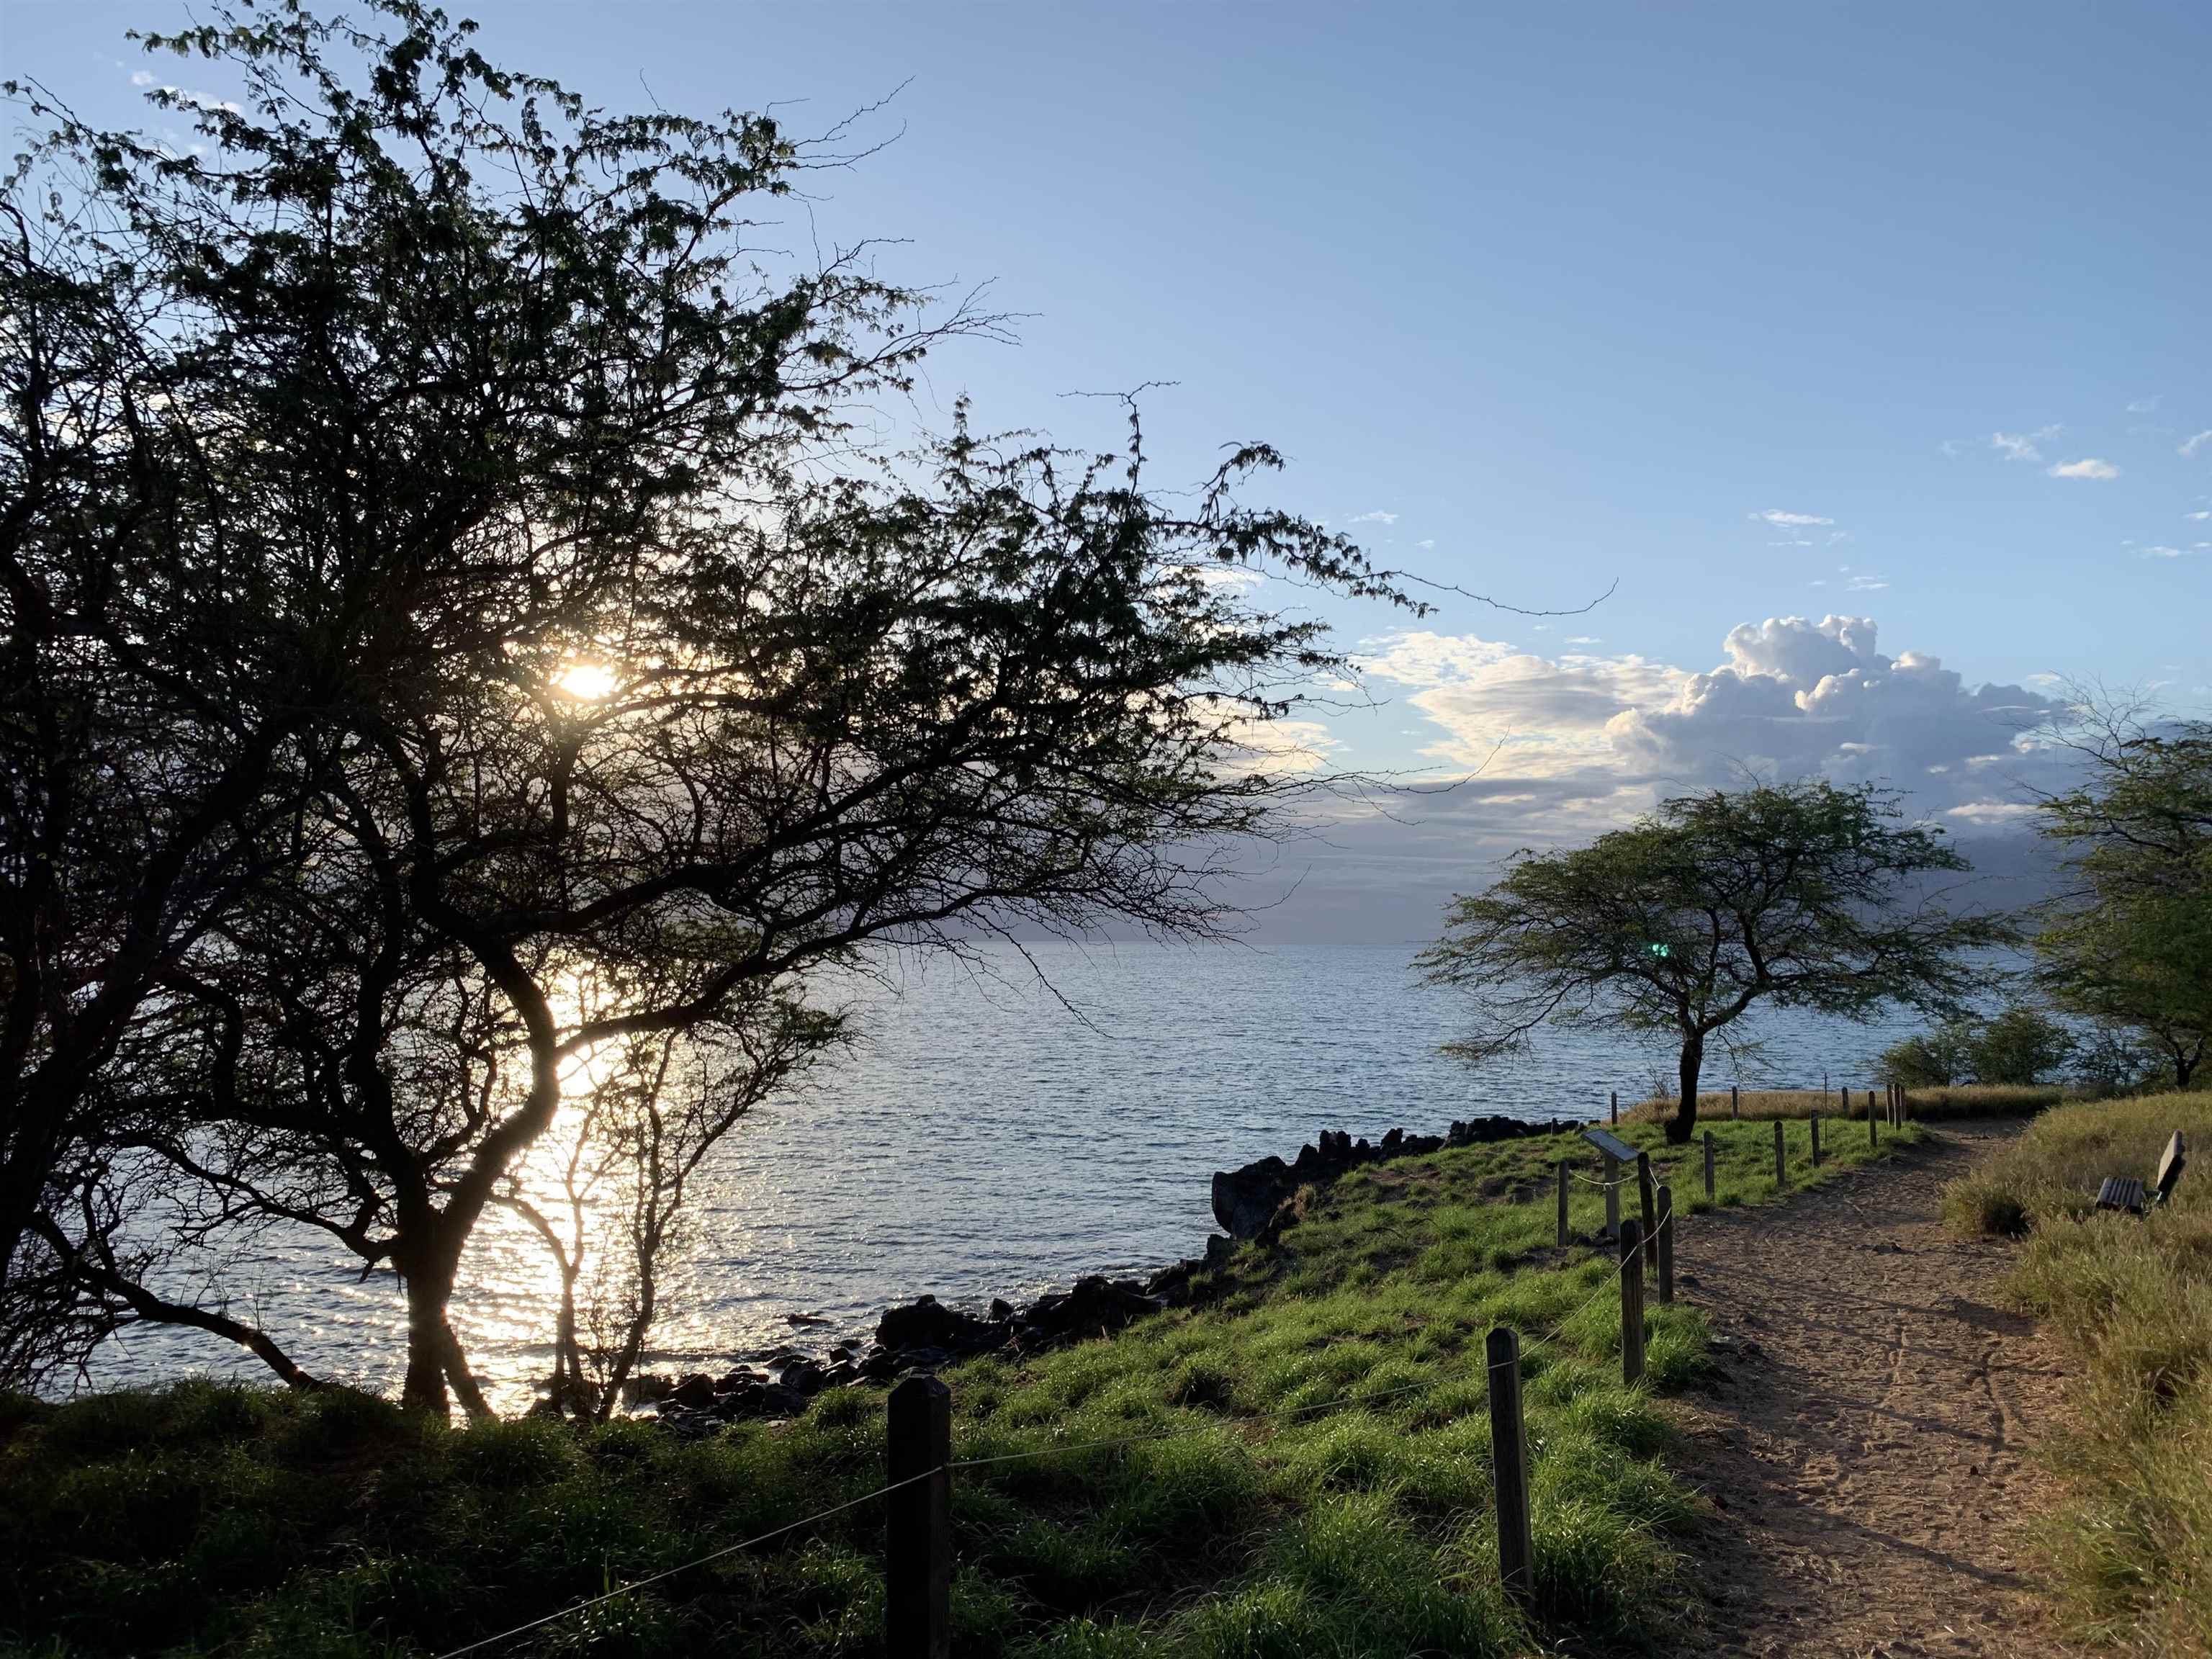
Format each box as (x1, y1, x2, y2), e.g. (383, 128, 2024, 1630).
(95, 940, 1918, 1410)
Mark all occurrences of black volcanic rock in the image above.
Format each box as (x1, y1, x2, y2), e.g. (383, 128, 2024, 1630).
(875, 1292, 1007, 1358)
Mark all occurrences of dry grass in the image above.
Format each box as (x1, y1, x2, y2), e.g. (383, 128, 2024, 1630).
(1946, 1092, 2212, 1655)
(1622, 1083, 2062, 1126)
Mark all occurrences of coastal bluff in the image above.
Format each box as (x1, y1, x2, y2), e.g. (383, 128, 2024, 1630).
(1210, 1116, 1576, 1239)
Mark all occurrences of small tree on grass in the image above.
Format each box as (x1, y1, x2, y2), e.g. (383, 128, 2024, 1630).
(1418, 781, 2014, 1143)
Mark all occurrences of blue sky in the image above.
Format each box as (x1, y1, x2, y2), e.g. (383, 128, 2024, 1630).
(9, 1, 2209, 901)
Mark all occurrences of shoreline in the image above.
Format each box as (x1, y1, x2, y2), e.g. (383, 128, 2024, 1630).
(626, 1112, 1575, 1430)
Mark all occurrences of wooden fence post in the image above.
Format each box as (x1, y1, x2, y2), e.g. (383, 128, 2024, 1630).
(1637, 1151, 1658, 1269)
(1810, 1112, 1821, 1167)
(1730, 1083, 1740, 1120)
(1655, 1184, 1674, 1304)
(1556, 1159, 1569, 1247)
(1869, 1092, 1878, 1149)
(1619, 1218, 1646, 1384)
(1703, 1130, 1716, 1201)
(886, 1375, 952, 1659)
(1603, 1153, 1621, 1239)
(1485, 1328, 1534, 1601)
(1773, 1118, 1786, 1186)
(1840, 1081, 1848, 1118)
(1610, 1089, 1618, 1125)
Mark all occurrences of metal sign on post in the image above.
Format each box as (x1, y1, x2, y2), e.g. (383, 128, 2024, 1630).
(1581, 1127, 1639, 1164)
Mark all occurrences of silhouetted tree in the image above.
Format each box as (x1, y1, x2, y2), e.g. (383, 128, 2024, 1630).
(6, 1, 1426, 1410)
(1419, 780, 2012, 1142)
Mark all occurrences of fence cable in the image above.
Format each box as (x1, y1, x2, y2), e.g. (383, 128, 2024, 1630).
(427, 1470, 934, 1659)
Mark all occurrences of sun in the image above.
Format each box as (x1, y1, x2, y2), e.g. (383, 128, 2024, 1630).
(554, 662, 618, 701)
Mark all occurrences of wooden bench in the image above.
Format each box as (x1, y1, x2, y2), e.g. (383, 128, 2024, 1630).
(2095, 1130, 2186, 1215)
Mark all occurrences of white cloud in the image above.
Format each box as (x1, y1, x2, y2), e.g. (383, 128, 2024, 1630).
(2128, 396, 2162, 414)
(1186, 563, 1266, 590)
(1414, 538, 1434, 549)
(1992, 425, 2061, 463)
(130, 70, 155, 86)
(2182, 432, 2212, 459)
(1361, 614, 2064, 827)
(2186, 511, 2210, 521)
(1609, 618, 2059, 808)
(1220, 717, 1341, 777)
(2139, 545, 2191, 559)
(1845, 574, 1889, 590)
(1944, 801, 2040, 825)
(2047, 458, 2120, 480)
(1565, 636, 1601, 645)
(1751, 509, 1835, 528)
(1347, 509, 1398, 526)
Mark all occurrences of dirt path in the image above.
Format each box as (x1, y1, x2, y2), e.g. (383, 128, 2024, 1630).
(1662, 1119, 2074, 1658)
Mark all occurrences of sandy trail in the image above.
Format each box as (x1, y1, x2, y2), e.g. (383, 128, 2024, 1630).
(1658, 1118, 2074, 1658)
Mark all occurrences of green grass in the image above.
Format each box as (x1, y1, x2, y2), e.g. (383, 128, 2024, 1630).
(0, 1118, 1917, 1658)
(1946, 1092, 2212, 1656)
(1625, 1082, 2062, 1124)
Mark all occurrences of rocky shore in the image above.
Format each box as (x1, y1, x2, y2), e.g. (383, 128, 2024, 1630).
(629, 1113, 1567, 1434)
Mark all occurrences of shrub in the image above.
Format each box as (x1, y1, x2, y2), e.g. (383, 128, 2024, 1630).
(1879, 1022, 1974, 1088)
(1966, 1006, 2077, 1087)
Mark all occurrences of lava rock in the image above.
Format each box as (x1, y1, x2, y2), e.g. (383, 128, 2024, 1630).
(876, 1293, 1007, 1358)
(778, 1357, 827, 1395)
(1019, 1275, 1162, 1346)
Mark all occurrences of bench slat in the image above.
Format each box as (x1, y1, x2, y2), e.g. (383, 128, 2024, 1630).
(2096, 1177, 2146, 1214)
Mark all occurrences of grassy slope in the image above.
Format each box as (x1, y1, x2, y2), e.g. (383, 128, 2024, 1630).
(0, 1116, 1920, 1659)
(1946, 1093, 2212, 1656)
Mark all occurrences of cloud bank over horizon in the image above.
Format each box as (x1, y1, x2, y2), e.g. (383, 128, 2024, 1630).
(1356, 612, 2062, 827)
(1227, 614, 2070, 945)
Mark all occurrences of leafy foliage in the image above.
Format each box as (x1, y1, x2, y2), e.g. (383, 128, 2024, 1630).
(2033, 708, 2212, 1089)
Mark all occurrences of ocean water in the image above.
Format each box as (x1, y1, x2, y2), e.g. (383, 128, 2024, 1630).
(94, 940, 1917, 1411)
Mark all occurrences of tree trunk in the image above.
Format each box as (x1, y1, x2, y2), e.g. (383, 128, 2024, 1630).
(2179, 1050, 2198, 1090)
(400, 1259, 454, 1415)
(1668, 1032, 1705, 1144)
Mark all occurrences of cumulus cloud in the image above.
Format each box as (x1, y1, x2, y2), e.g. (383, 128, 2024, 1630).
(2048, 458, 2121, 480)
(1751, 509, 1835, 527)
(1609, 618, 2059, 806)
(1992, 426, 2060, 463)
(2183, 432, 2212, 459)
(1347, 509, 1398, 525)
(1362, 615, 2062, 825)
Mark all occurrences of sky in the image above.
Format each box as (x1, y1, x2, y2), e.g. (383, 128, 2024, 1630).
(9, 1, 2209, 936)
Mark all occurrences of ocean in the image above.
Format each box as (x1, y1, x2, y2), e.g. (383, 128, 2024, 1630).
(92, 940, 1920, 1411)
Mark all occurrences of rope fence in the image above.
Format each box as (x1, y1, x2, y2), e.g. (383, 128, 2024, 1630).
(434, 1092, 1911, 1655)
